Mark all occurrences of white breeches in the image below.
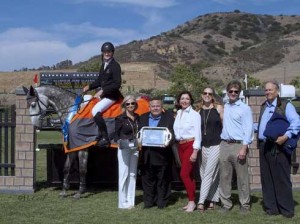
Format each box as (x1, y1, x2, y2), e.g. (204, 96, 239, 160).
(92, 98, 115, 116)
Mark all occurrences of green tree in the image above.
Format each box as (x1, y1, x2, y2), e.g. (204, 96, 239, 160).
(290, 76, 300, 88)
(247, 75, 262, 88)
(77, 61, 100, 72)
(169, 64, 209, 100)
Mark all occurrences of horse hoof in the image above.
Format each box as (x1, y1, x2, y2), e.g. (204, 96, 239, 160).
(73, 192, 81, 199)
(59, 192, 67, 198)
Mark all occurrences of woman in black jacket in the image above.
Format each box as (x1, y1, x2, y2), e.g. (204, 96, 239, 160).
(114, 95, 140, 209)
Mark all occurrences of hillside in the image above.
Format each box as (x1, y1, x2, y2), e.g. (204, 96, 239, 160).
(2, 11, 300, 104)
(91, 11, 300, 84)
(0, 63, 169, 105)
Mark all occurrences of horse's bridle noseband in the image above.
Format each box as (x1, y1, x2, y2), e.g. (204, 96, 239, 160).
(27, 94, 49, 120)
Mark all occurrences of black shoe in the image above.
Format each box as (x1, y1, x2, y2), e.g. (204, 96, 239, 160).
(157, 205, 166, 209)
(265, 210, 279, 216)
(282, 213, 294, 218)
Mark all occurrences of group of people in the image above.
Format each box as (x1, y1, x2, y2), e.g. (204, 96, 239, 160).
(83, 42, 300, 218)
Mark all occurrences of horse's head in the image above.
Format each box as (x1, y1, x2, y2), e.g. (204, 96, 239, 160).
(23, 86, 50, 128)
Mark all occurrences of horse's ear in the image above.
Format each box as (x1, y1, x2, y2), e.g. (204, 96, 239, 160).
(29, 86, 36, 97)
(22, 86, 29, 94)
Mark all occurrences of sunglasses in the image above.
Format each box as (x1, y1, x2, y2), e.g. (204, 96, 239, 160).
(126, 102, 136, 106)
(203, 92, 213, 96)
(228, 90, 239, 94)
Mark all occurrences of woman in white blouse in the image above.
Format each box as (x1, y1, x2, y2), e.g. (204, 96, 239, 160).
(173, 91, 201, 212)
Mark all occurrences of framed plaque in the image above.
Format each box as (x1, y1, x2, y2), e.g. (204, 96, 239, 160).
(137, 127, 172, 147)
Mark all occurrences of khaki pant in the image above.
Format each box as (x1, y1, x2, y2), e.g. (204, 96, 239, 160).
(219, 141, 250, 209)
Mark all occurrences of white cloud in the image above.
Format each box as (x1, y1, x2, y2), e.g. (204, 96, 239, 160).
(0, 39, 104, 71)
(72, 0, 178, 8)
(52, 22, 140, 41)
(0, 23, 145, 71)
(0, 28, 56, 42)
(210, 0, 281, 5)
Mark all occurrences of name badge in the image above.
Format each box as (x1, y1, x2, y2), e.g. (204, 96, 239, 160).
(129, 142, 134, 147)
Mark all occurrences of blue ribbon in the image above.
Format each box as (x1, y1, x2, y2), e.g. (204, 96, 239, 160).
(62, 95, 82, 143)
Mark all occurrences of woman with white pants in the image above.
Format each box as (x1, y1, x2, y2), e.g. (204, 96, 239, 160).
(114, 95, 140, 209)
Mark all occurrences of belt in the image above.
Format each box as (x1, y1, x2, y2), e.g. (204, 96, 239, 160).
(222, 139, 242, 144)
(178, 138, 195, 144)
(258, 139, 266, 143)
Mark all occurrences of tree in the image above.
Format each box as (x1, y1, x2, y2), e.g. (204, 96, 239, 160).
(169, 64, 209, 100)
(77, 61, 100, 72)
(290, 76, 300, 88)
(247, 75, 262, 88)
(55, 59, 72, 69)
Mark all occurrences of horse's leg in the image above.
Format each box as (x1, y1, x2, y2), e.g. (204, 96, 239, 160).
(59, 153, 75, 197)
(73, 149, 89, 199)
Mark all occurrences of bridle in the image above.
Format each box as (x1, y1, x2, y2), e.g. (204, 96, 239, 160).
(27, 93, 49, 120)
(27, 89, 88, 123)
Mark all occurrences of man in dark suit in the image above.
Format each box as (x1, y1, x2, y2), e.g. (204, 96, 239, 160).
(139, 98, 175, 209)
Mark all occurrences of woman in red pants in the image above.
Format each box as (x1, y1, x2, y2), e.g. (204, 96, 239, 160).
(173, 91, 201, 212)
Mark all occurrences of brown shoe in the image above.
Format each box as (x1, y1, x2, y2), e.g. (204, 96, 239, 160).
(207, 202, 215, 210)
(197, 204, 205, 213)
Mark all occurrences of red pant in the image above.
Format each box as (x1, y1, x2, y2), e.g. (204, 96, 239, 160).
(178, 141, 195, 201)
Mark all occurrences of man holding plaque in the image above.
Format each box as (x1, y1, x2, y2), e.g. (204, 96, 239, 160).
(139, 98, 175, 209)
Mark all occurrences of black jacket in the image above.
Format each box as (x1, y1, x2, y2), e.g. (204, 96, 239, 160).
(89, 58, 123, 101)
(139, 111, 175, 166)
(114, 112, 139, 142)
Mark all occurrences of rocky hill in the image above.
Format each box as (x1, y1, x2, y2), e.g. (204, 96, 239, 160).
(2, 11, 300, 103)
(76, 11, 300, 85)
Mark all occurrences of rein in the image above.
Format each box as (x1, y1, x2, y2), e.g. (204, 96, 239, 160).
(27, 95, 49, 118)
(28, 93, 92, 120)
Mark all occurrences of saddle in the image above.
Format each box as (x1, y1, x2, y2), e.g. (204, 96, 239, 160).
(64, 97, 150, 153)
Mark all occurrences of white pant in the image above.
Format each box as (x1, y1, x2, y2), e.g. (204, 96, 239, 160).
(118, 147, 139, 209)
(92, 97, 115, 117)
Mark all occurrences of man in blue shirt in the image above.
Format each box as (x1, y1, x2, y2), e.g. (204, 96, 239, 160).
(139, 98, 175, 209)
(258, 80, 300, 218)
(219, 80, 253, 214)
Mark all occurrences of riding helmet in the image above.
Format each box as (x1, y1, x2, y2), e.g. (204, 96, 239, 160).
(101, 42, 115, 52)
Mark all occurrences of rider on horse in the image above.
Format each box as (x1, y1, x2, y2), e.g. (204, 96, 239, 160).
(83, 42, 123, 147)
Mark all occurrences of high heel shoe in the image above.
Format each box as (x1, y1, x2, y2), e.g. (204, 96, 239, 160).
(197, 203, 205, 212)
(185, 202, 196, 212)
(207, 202, 215, 210)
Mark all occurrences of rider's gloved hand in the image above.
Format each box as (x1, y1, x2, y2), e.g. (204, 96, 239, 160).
(83, 85, 89, 93)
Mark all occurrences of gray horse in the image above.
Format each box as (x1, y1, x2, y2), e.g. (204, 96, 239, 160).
(23, 85, 91, 199)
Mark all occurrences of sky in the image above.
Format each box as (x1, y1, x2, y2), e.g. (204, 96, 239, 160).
(0, 0, 300, 72)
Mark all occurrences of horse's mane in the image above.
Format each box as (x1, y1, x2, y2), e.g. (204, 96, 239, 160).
(37, 85, 77, 97)
(36, 85, 78, 121)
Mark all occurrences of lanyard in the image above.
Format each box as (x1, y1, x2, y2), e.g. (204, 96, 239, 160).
(127, 118, 138, 136)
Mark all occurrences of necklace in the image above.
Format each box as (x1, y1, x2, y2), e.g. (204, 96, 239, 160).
(203, 108, 211, 136)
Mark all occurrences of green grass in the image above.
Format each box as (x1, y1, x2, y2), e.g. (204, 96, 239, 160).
(0, 131, 300, 223)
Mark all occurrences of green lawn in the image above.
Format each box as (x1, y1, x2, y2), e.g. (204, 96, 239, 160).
(0, 131, 299, 223)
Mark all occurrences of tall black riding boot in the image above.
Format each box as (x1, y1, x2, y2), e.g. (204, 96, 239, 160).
(94, 112, 110, 147)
